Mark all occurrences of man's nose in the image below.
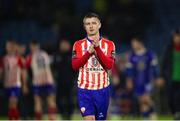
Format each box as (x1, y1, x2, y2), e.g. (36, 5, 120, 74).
(90, 24, 93, 28)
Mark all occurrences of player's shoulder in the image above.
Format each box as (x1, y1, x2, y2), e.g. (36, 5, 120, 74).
(3, 55, 8, 59)
(26, 53, 33, 62)
(16, 55, 23, 60)
(3, 54, 12, 60)
(102, 38, 114, 43)
(146, 50, 156, 57)
(26, 53, 32, 58)
(102, 38, 115, 48)
(40, 50, 49, 58)
(2, 55, 8, 62)
(127, 51, 138, 62)
(74, 38, 86, 44)
(129, 51, 135, 59)
(40, 50, 47, 54)
(73, 38, 86, 48)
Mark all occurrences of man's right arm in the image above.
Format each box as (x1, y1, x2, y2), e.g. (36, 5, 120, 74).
(0, 57, 4, 83)
(125, 54, 134, 91)
(71, 41, 92, 71)
(26, 54, 32, 69)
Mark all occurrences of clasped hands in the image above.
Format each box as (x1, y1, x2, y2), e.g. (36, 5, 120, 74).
(88, 37, 100, 54)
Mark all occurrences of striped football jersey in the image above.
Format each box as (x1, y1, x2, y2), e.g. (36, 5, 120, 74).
(26, 50, 54, 86)
(72, 37, 115, 90)
(3, 54, 23, 88)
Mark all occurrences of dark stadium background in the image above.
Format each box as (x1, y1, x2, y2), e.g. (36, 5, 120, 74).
(0, 0, 180, 120)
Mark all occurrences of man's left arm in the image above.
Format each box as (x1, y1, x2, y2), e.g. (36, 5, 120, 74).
(151, 54, 159, 77)
(94, 41, 115, 70)
(151, 53, 165, 88)
(18, 57, 29, 95)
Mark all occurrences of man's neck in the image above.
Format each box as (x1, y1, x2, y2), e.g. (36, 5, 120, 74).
(135, 47, 146, 55)
(7, 52, 15, 55)
(87, 32, 100, 40)
(32, 49, 40, 54)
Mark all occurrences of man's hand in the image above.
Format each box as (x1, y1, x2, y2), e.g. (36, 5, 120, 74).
(126, 78, 133, 91)
(22, 84, 29, 95)
(88, 44, 95, 54)
(112, 76, 120, 86)
(92, 36, 100, 47)
(155, 77, 165, 88)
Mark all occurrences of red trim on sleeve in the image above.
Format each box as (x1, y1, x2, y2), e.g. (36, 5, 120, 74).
(111, 63, 119, 76)
(72, 51, 91, 71)
(0, 57, 4, 69)
(94, 46, 114, 70)
(26, 54, 32, 68)
(174, 43, 180, 51)
(17, 57, 24, 68)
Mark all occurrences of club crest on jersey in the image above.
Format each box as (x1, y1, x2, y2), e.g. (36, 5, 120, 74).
(137, 61, 146, 71)
(91, 57, 99, 67)
(81, 107, 86, 113)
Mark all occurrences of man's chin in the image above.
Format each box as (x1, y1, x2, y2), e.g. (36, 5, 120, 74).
(88, 33, 97, 36)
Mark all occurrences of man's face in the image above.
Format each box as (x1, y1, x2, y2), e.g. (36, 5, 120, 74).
(18, 45, 26, 55)
(83, 17, 101, 36)
(6, 41, 15, 54)
(59, 40, 71, 52)
(131, 39, 143, 51)
(173, 34, 180, 44)
(30, 44, 38, 53)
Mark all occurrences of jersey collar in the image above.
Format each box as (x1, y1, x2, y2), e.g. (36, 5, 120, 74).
(86, 35, 102, 44)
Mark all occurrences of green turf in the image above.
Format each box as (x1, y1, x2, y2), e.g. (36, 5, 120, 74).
(0, 114, 173, 120)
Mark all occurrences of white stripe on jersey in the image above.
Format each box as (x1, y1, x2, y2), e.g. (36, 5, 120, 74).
(31, 51, 54, 86)
(93, 72, 98, 90)
(4, 55, 21, 88)
(86, 41, 91, 90)
(81, 65, 86, 88)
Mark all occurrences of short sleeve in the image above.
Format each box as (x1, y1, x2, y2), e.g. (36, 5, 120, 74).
(150, 53, 158, 66)
(125, 54, 133, 69)
(72, 41, 81, 58)
(26, 55, 32, 68)
(44, 52, 51, 65)
(0, 57, 4, 69)
(125, 53, 134, 78)
(107, 41, 116, 58)
(17, 57, 25, 68)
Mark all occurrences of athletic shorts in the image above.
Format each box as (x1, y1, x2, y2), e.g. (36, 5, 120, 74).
(135, 83, 152, 96)
(5, 87, 21, 97)
(33, 84, 55, 96)
(78, 86, 110, 120)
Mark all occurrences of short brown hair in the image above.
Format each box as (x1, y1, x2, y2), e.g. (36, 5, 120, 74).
(30, 40, 40, 46)
(83, 12, 101, 23)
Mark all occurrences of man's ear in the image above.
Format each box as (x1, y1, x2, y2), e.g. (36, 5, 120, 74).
(83, 24, 86, 30)
(98, 22, 101, 29)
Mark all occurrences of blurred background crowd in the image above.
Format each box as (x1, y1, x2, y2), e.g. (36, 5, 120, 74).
(0, 0, 180, 120)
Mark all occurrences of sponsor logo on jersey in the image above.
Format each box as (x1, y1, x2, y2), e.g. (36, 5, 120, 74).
(86, 68, 104, 72)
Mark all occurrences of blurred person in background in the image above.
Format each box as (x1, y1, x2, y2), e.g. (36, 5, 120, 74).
(53, 39, 76, 120)
(161, 29, 180, 120)
(15, 42, 34, 119)
(110, 53, 138, 117)
(15, 42, 28, 95)
(72, 13, 115, 120)
(0, 55, 4, 115)
(2, 40, 27, 120)
(26, 40, 57, 120)
(126, 37, 162, 119)
(0, 55, 3, 88)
